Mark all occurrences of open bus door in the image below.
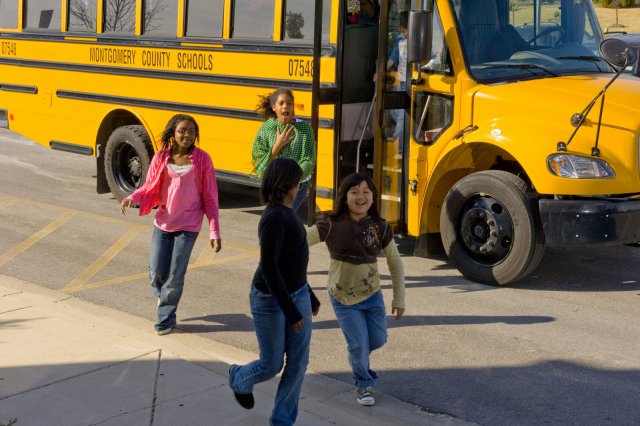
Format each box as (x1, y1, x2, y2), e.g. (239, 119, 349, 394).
(374, 1, 412, 233)
(336, 0, 412, 232)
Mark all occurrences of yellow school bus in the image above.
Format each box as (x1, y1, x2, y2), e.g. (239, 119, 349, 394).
(2, 0, 640, 285)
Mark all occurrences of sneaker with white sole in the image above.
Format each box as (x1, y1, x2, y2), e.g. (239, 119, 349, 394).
(156, 326, 173, 336)
(356, 386, 375, 406)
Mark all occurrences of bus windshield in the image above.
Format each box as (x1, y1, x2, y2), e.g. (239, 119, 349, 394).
(453, 0, 612, 83)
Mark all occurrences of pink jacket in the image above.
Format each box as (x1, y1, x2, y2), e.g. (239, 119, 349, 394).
(129, 147, 221, 240)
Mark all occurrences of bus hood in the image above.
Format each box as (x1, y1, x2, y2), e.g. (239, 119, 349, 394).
(472, 74, 640, 146)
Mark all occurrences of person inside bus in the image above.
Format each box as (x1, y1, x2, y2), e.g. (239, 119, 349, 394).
(348, 0, 380, 25)
(251, 88, 316, 213)
(120, 114, 222, 336)
(387, 11, 409, 144)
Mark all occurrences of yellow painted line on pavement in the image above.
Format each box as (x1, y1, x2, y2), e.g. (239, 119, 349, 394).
(1, 195, 260, 292)
(0, 211, 76, 268)
(62, 226, 145, 293)
(192, 240, 258, 264)
(64, 251, 258, 293)
(189, 250, 259, 268)
(0, 199, 17, 210)
(0, 196, 141, 227)
(194, 244, 219, 265)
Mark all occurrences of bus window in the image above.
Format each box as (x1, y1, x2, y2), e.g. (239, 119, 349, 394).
(68, 0, 97, 32)
(412, 92, 452, 145)
(24, 1, 61, 30)
(143, 0, 178, 37)
(232, 0, 274, 39)
(283, 0, 332, 43)
(0, 0, 18, 28)
(103, 0, 135, 34)
(185, 0, 224, 38)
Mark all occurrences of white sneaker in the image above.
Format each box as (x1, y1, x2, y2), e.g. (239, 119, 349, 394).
(156, 326, 173, 336)
(356, 387, 375, 406)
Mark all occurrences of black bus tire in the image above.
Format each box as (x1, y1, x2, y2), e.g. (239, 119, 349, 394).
(104, 125, 153, 201)
(440, 170, 545, 285)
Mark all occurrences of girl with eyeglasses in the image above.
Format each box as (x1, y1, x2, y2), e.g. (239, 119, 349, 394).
(120, 113, 222, 335)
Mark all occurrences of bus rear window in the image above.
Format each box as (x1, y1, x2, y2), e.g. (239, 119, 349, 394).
(24, 0, 61, 30)
(0, 0, 18, 29)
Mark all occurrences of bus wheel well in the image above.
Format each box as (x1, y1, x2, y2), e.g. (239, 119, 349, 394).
(96, 110, 145, 194)
(489, 155, 532, 189)
(416, 151, 534, 257)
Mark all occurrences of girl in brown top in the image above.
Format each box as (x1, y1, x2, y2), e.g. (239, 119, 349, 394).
(307, 172, 405, 406)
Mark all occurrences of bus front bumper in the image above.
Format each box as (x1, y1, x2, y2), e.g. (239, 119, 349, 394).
(539, 198, 640, 245)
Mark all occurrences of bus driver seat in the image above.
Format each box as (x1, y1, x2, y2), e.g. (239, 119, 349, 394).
(458, 0, 500, 65)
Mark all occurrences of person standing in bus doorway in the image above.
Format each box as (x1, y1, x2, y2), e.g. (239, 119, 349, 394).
(120, 114, 222, 336)
(229, 157, 320, 425)
(306, 172, 405, 406)
(251, 88, 316, 213)
(350, 0, 380, 25)
(387, 11, 409, 146)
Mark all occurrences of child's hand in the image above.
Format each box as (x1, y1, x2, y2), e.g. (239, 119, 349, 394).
(274, 124, 295, 154)
(210, 239, 222, 252)
(392, 307, 404, 320)
(120, 198, 132, 215)
(292, 319, 304, 333)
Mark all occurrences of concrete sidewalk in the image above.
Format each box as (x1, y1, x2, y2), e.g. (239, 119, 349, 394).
(0, 275, 470, 426)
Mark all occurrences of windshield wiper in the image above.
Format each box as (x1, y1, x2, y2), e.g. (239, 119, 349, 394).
(556, 55, 606, 62)
(477, 63, 559, 77)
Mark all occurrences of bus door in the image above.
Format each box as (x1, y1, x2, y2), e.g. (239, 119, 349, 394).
(376, 2, 412, 231)
(337, 2, 379, 188)
(337, 0, 410, 230)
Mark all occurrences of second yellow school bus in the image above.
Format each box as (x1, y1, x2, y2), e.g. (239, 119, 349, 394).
(2, 0, 640, 285)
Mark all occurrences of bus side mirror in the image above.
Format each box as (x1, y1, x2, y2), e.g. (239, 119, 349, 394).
(600, 34, 640, 77)
(407, 10, 433, 64)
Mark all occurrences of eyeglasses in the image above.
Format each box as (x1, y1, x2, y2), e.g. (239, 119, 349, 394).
(175, 128, 195, 135)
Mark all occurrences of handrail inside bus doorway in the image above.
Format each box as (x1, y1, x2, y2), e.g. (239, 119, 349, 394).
(308, 0, 323, 226)
(356, 83, 377, 173)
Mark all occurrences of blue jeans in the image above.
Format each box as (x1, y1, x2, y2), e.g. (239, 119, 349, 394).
(330, 290, 388, 388)
(292, 180, 309, 213)
(229, 285, 312, 426)
(149, 226, 199, 331)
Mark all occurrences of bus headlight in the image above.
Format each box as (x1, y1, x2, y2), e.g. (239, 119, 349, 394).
(547, 154, 615, 179)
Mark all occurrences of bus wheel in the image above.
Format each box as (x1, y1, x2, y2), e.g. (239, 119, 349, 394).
(104, 125, 153, 201)
(440, 170, 545, 285)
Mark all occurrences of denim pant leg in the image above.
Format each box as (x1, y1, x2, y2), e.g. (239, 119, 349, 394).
(149, 227, 198, 331)
(271, 285, 312, 426)
(330, 291, 387, 388)
(149, 226, 173, 299)
(230, 287, 287, 394)
(363, 291, 388, 353)
(292, 181, 309, 213)
(229, 286, 312, 426)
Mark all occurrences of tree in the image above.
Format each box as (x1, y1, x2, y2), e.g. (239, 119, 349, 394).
(69, 0, 97, 30)
(286, 11, 305, 39)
